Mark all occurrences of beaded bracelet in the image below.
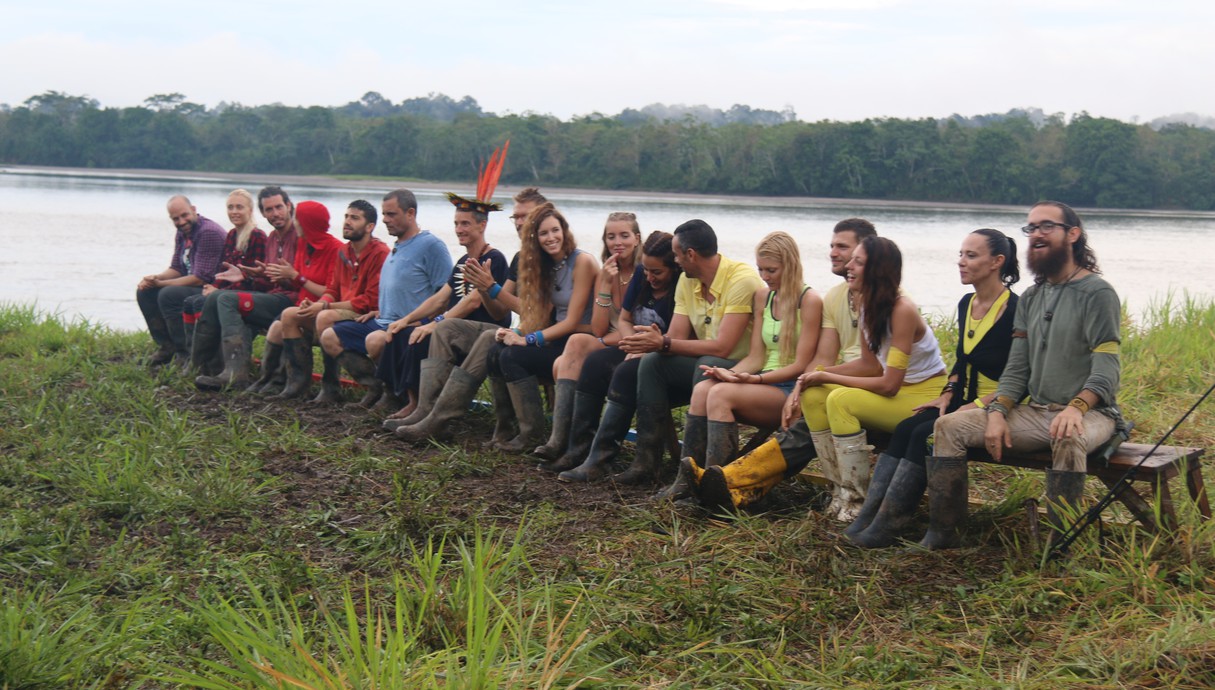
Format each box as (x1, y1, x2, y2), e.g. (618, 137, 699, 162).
(594, 298, 612, 308)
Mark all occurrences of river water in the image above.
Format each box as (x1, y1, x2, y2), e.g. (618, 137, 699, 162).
(1, 167, 1211, 332)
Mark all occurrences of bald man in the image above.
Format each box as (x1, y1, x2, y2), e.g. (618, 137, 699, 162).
(136, 195, 226, 367)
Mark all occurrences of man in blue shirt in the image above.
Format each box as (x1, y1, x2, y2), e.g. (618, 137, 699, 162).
(322, 188, 452, 408)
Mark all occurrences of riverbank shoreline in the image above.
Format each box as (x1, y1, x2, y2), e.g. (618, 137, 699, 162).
(9, 163, 1215, 219)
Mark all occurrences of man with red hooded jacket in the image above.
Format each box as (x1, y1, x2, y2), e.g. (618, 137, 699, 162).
(194, 195, 342, 390)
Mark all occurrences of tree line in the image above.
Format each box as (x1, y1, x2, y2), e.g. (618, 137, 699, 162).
(3, 91, 1214, 210)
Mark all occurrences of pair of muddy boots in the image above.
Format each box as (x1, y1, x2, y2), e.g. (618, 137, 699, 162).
(810, 430, 873, 522)
(844, 453, 928, 548)
(557, 399, 636, 482)
(194, 335, 250, 391)
(537, 383, 602, 474)
(492, 376, 548, 453)
(384, 358, 451, 432)
(276, 338, 343, 403)
(246, 341, 285, 395)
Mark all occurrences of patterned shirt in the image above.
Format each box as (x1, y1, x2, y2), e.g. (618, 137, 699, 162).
(213, 227, 268, 290)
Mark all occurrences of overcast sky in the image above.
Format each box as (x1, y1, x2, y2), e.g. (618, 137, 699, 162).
(2, 0, 1211, 123)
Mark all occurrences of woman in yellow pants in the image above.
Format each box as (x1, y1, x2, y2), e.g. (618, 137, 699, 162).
(798, 236, 948, 522)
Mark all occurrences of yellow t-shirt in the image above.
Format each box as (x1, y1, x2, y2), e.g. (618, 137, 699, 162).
(673, 255, 761, 360)
(821, 282, 862, 364)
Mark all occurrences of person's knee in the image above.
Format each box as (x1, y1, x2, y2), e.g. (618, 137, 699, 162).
(365, 331, 386, 360)
(933, 409, 983, 457)
(320, 328, 342, 356)
(691, 379, 714, 406)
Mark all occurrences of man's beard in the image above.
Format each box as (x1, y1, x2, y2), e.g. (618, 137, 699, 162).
(1028, 240, 1070, 280)
(344, 229, 366, 242)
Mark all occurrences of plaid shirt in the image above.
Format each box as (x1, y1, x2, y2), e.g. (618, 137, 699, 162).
(168, 215, 227, 284)
(213, 228, 268, 290)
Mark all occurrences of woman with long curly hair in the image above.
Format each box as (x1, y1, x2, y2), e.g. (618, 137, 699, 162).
(485, 202, 598, 451)
(796, 236, 948, 523)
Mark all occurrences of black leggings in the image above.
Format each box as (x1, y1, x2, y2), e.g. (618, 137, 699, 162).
(888, 400, 963, 467)
(487, 339, 567, 383)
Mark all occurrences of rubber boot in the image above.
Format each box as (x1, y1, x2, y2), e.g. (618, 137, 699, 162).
(257, 364, 287, 397)
(832, 431, 874, 523)
(559, 400, 633, 483)
(613, 403, 667, 485)
(704, 420, 739, 468)
(311, 351, 342, 403)
(539, 391, 602, 473)
(533, 379, 577, 460)
(479, 376, 517, 449)
(372, 390, 405, 414)
(177, 321, 196, 373)
(1044, 469, 1087, 551)
(681, 414, 708, 469)
(496, 377, 548, 453)
(395, 367, 480, 443)
(843, 452, 899, 539)
(653, 455, 705, 502)
(146, 314, 174, 367)
(917, 457, 969, 550)
(391, 358, 451, 427)
(849, 458, 927, 548)
(338, 352, 383, 408)
(810, 429, 843, 518)
(277, 338, 314, 399)
(194, 335, 250, 391)
(699, 439, 788, 512)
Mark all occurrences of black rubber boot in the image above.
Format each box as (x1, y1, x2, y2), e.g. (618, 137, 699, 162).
(395, 368, 480, 443)
(277, 337, 314, 399)
(533, 379, 576, 460)
(843, 452, 900, 539)
(245, 341, 283, 394)
(1044, 469, 1087, 551)
(653, 456, 702, 502)
(613, 403, 667, 485)
(558, 400, 633, 483)
(194, 335, 250, 391)
(917, 457, 968, 550)
(849, 458, 927, 548)
(681, 414, 708, 469)
(338, 351, 383, 408)
(311, 351, 342, 403)
(146, 314, 174, 367)
(539, 391, 602, 474)
(704, 420, 739, 468)
(497, 377, 548, 453)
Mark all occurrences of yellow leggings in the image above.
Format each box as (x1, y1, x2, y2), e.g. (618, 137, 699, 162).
(800, 375, 948, 435)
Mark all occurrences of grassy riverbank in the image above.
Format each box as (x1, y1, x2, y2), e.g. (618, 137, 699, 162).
(1, 300, 1214, 688)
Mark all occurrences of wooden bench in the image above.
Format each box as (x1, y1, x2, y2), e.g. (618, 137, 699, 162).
(968, 442, 1209, 533)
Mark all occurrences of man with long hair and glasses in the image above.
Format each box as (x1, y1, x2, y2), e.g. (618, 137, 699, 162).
(921, 200, 1126, 550)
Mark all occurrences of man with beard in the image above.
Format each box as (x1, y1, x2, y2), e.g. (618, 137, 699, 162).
(136, 195, 227, 367)
(921, 200, 1125, 549)
(322, 189, 451, 408)
(191, 186, 299, 382)
(272, 200, 390, 402)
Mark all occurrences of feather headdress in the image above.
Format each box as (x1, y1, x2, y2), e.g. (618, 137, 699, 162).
(446, 139, 510, 214)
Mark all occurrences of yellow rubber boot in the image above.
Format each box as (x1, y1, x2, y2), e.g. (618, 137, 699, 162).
(698, 439, 788, 512)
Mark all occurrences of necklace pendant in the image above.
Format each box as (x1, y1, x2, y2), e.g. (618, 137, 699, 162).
(967, 329, 975, 338)
(772, 334, 779, 343)
(851, 319, 858, 327)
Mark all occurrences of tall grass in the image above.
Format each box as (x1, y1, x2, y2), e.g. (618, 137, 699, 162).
(1, 300, 1213, 688)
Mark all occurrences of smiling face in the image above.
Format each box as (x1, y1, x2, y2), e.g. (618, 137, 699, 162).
(642, 253, 674, 292)
(453, 210, 486, 248)
(844, 243, 867, 290)
(226, 194, 251, 229)
(536, 215, 565, 258)
(259, 194, 292, 232)
(958, 232, 1001, 287)
(603, 220, 639, 261)
(1024, 204, 1078, 280)
(756, 255, 783, 292)
(343, 206, 373, 242)
(829, 230, 859, 278)
(167, 198, 198, 233)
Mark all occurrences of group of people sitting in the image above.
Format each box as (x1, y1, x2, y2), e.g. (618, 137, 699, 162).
(138, 177, 1125, 550)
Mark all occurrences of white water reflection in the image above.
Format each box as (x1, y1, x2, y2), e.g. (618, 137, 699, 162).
(1, 168, 1211, 331)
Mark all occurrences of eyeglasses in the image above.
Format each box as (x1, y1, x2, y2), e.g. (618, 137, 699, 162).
(1020, 220, 1070, 236)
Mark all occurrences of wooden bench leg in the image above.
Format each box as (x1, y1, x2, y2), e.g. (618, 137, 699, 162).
(1099, 477, 1160, 534)
(1184, 459, 1212, 519)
